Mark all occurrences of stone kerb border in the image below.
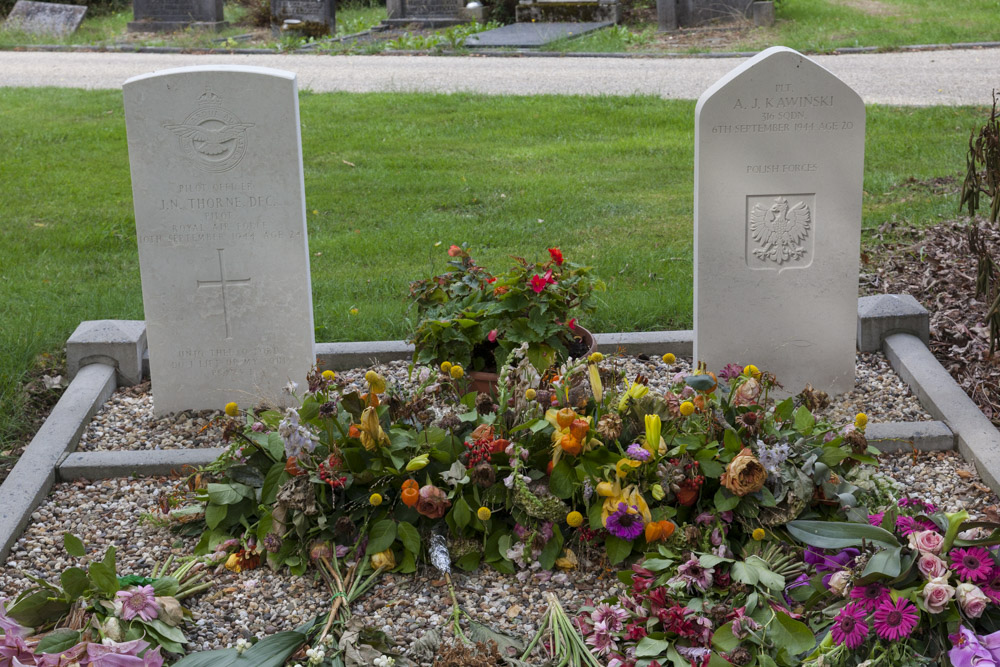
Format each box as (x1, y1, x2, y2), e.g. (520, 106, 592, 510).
(2, 295, 996, 562)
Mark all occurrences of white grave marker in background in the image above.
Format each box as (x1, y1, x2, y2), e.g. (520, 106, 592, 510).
(694, 47, 865, 395)
(124, 65, 315, 415)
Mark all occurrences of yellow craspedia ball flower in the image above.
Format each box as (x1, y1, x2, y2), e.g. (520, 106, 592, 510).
(440, 361, 453, 373)
(752, 528, 766, 541)
(588, 352, 604, 363)
(662, 353, 676, 365)
(369, 493, 383, 506)
(450, 365, 464, 379)
(525, 388, 537, 401)
(365, 370, 386, 394)
(477, 506, 492, 521)
(679, 401, 695, 417)
(322, 370, 335, 381)
(854, 412, 868, 430)
(566, 511, 584, 528)
(224, 402, 239, 417)
(744, 364, 761, 379)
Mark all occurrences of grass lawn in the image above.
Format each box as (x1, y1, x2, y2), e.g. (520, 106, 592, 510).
(549, 0, 1000, 53)
(0, 88, 988, 448)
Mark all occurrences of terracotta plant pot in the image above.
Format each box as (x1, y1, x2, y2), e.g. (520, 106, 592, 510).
(467, 326, 597, 396)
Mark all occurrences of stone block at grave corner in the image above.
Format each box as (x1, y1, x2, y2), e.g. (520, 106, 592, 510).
(127, 0, 226, 32)
(386, 0, 464, 24)
(694, 47, 866, 396)
(4, 1, 87, 37)
(66, 320, 147, 386)
(271, 0, 333, 36)
(123, 66, 316, 416)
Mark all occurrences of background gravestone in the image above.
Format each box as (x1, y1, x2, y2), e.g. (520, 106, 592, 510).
(694, 46, 866, 396)
(123, 65, 316, 416)
(4, 1, 86, 37)
(384, 0, 464, 27)
(271, 0, 333, 36)
(127, 0, 226, 32)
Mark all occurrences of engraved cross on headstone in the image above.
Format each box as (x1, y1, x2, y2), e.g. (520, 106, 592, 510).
(196, 248, 251, 339)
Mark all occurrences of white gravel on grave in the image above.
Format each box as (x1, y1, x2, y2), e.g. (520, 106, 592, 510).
(3, 352, 984, 661)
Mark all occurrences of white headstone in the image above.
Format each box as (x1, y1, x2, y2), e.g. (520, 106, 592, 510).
(694, 47, 865, 395)
(123, 65, 315, 415)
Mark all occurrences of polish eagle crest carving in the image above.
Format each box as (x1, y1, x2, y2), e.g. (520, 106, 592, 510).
(749, 196, 811, 265)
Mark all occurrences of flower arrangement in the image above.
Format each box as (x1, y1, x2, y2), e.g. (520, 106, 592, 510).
(408, 244, 605, 374)
(155, 349, 1000, 666)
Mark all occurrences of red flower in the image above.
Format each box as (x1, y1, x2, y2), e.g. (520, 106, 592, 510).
(530, 274, 548, 293)
(488, 329, 498, 342)
(548, 247, 564, 265)
(567, 318, 576, 331)
(543, 269, 556, 285)
(447, 245, 462, 257)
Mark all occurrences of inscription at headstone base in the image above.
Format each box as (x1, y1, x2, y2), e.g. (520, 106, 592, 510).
(3, 1, 87, 37)
(693, 46, 866, 396)
(271, 0, 333, 36)
(123, 65, 316, 416)
(127, 0, 226, 33)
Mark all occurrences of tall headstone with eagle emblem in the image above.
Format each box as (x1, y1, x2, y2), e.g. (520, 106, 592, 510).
(693, 47, 865, 395)
(123, 65, 315, 415)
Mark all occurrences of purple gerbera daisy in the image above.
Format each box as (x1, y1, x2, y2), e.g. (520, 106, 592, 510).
(951, 547, 995, 584)
(872, 597, 919, 641)
(115, 585, 159, 622)
(605, 502, 645, 541)
(982, 575, 1000, 604)
(831, 603, 869, 649)
(849, 583, 891, 612)
(868, 512, 885, 528)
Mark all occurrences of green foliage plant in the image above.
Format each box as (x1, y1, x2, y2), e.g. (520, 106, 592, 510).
(408, 244, 605, 373)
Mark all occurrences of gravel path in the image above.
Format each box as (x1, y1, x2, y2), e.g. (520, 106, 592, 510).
(1, 49, 999, 106)
(4, 353, 982, 663)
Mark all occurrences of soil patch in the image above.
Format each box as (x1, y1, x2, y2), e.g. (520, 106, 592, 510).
(861, 218, 1000, 425)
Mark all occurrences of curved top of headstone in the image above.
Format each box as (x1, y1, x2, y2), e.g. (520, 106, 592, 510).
(695, 46, 863, 117)
(124, 64, 295, 88)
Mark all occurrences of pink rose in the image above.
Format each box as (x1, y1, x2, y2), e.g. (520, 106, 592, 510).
(918, 553, 949, 580)
(957, 583, 991, 618)
(908, 529, 944, 555)
(922, 575, 956, 614)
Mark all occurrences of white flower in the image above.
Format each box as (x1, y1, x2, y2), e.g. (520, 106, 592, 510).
(285, 380, 299, 394)
(373, 656, 395, 667)
(235, 638, 250, 655)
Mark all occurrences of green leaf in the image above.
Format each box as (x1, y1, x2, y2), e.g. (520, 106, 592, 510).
(63, 533, 85, 558)
(770, 611, 816, 655)
(265, 433, 285, 461)
(605, 536, 633, 565)
(205, 503, 227, 530)
(365, 520, 397, 555)
(152, 576, 179, 597)
(452, 497, 472, 529)
(148, 617, 188, 643)
(455, 552, 482, 571)
(89, 562, 120, 596)
(36, 629, 81, 654)
(467, 619, 525, 655)
(723, 429, 742, 454)
(694, 448, 723, 478)
(746, 556, 785, 592)
(714, 487, 740, 512)
(7, 589, 71, 627)
(538, 526, 564, 570)
(170, 631, 306, 667)
(396, 521, 421, 556)
(397, 550, 416, 574)
(863, 547, 903, 578)
(548, 460, 576, 499)
(636, 637, 672, 658)
(793, 406, 815, 434)
(731, 561, 758, 587)
(60, 567, 90, 599)
(526, 344, 556, 374)
(775, 397, 794, 421)
(207, 483, 249, 505)
(786, 520, 900, 549)
(711, 622, 738, 652)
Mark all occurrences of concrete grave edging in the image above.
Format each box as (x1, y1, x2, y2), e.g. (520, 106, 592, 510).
(2, 294, 995, 562)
